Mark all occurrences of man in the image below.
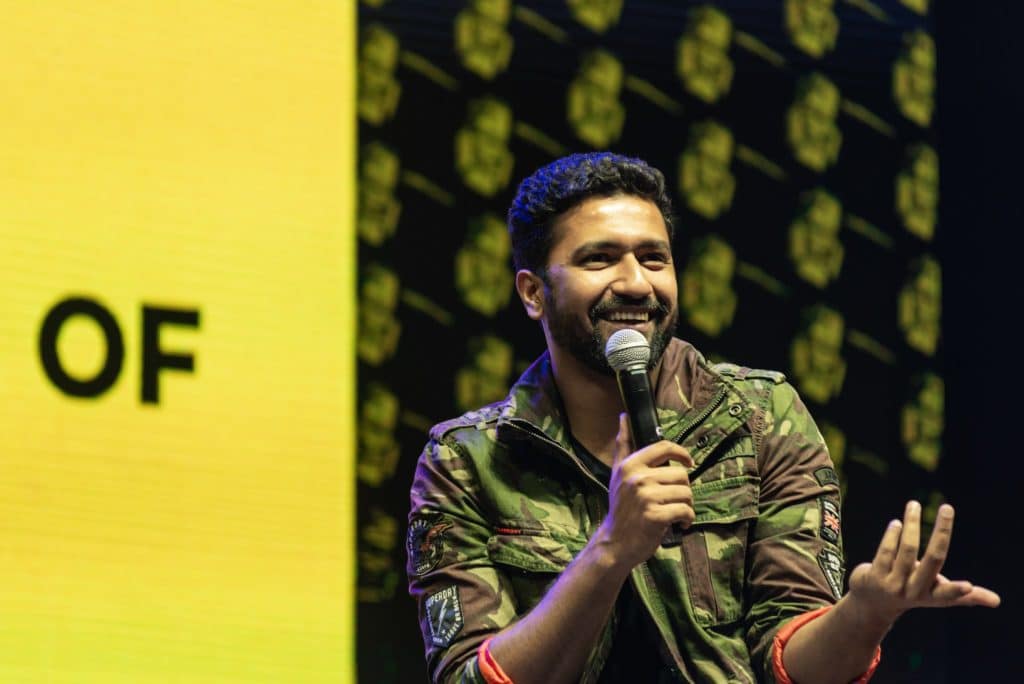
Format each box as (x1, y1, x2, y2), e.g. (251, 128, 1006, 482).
(406, 152, 999, 683)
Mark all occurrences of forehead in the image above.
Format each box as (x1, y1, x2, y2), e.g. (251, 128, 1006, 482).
(548, 195, 669, 256)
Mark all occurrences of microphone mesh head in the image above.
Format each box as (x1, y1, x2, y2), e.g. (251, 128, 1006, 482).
(604, 329, 651, 371)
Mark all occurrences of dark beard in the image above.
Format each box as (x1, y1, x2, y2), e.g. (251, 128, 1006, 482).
(545, 291, 677, 376)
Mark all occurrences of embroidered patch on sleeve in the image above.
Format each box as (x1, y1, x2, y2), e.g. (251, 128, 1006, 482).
(819, 498, 841, 545)
(813, 466, 840, 488)
(425, 585, 464, 648)
(817, 548, 845, 600)
(407, 515, 453, 576)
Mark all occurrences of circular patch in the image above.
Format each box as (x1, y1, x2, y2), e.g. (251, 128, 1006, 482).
(407, 515, 452, 576)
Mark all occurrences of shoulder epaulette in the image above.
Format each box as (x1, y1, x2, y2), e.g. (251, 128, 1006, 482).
(428, 402, 503, 441)
(712, 362, 787, 385)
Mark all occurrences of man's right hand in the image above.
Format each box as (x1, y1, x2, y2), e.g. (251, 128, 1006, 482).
(596, 413, 695, 569)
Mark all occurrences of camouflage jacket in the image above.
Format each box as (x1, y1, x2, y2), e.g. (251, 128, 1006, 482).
(407, 338, 844, 683)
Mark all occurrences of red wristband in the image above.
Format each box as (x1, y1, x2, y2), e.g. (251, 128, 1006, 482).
(771, 606, 881, 684)
(477, 637, 514, 684)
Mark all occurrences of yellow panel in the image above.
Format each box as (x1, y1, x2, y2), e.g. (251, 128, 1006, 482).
(0, 2, 355, 682)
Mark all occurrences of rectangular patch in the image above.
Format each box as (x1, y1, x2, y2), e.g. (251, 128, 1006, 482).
(814, 466, 840, 488)
(819, 498, 841, 545)
(817, 548, 844, 600)
(425, 585, 464, 648)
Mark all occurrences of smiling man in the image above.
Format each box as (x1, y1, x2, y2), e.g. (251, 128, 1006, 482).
(406, 152, 999, 684)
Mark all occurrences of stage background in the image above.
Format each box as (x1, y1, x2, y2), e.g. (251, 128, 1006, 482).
(1, 1, 1017, 682)
(0, 3, 356, 682)
(356, 0, 1017, 682)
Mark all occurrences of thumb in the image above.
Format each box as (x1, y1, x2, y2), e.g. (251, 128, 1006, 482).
(613, 413, 632, 467)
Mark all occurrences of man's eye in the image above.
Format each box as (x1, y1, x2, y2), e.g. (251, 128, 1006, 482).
(642, 253, 671, 266)
(582, 253, 612, 266)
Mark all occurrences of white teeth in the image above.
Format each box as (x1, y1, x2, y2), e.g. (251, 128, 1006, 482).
(607, 311, 650, 322)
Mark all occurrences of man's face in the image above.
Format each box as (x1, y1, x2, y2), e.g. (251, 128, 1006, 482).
(536, 195, 678, 375)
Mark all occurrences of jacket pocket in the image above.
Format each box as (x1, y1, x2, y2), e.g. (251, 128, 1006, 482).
(681, 473, 760, 626)
(487, 530, 585, 610)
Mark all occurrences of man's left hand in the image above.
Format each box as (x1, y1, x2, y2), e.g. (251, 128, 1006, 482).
(847, 500, 1001, 630)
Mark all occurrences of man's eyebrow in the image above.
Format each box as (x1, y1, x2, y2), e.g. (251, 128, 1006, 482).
(569, 239, 671, 258)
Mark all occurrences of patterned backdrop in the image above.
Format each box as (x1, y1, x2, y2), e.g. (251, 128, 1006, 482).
(356, 1, 943, 680)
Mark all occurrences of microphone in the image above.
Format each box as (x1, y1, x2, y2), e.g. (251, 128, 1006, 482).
(605, 329, 684, 547)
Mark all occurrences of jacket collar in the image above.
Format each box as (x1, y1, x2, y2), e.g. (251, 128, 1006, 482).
(494, 338, 749, 465)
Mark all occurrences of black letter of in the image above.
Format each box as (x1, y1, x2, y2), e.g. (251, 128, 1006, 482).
(141, 306, 200, 404)
(38, 297, 124, 398)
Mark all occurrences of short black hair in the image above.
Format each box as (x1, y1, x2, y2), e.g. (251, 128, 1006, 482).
(507, 152, 676, 273)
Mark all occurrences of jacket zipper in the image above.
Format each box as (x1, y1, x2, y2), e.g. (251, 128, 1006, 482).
(668, 385, 728, 444)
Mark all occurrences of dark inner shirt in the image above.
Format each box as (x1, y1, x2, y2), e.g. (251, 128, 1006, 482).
(569, 435, 674, 683)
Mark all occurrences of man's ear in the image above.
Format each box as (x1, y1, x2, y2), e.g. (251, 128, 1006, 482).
(515, 270, 546, 321)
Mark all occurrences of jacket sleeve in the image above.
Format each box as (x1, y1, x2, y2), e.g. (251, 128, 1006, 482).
(407, 436, 518, 683)
(744, 381, 845, 682)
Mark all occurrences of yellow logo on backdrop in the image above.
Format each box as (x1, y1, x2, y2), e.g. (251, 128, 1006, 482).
(567, 49, 626, 148)
(359, 24, 402, 125)
(455, 213, 513, 317)
(455, 96, 515, 197)
(359, 141, 403, 246)
(893, 31, 935, 127)
(455, 0, 514, 79)
(359, 263, 403, 366)
(679, 120, 735, 219)
(819, 422, 846, 473)
(358, 383, 402, 487)
(789, 188, 843, 288)
(455, 334, 514, 412)
(680, 234, 737, 337)
(676, 5, 734, 104)
(785, 0, 839, 58)
(900, 0, 930, 14)
(358, 507, 401, 603)
(899, 256, 940, 356)
(567, 0, 623, 33)
(38, 296, 199, 403)
(896, 143, 938, 241)
(787, 72, 842, 172)
(902, 373, 944, 472)
(791, 305, 846, 404)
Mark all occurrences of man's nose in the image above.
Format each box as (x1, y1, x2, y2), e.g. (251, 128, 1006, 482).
(610, 255, 654, 297)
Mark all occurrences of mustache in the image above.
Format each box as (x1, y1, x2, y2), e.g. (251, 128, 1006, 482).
(590, 295, 671, 322)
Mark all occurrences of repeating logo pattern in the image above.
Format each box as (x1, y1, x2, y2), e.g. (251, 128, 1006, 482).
(356, 1, 943, 680)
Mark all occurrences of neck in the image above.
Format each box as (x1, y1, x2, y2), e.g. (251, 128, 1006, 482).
(549, 347, 660, 466)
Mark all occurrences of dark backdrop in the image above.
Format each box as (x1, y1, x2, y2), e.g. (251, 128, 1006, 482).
(938, 1, 1022, 681)
(356, 1, 1020, 681)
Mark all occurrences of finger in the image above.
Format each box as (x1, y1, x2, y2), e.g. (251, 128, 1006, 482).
(933, 575, 1002, 608)
(930, 577, 973, 603)
(645, 466, 692, 486)
(871, 518, 904, 572)
(626, 440, 694, 469)
(956, 585, 1002, 608)
(647, 502, 696, 527)
(641, 484, 693, 506)
(907, 504, 954, 597)
(893, 500, 922, 577)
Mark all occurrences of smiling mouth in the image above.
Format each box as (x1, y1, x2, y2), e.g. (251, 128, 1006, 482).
(591, 297, 668, 328)
(602, 310, 652, 323)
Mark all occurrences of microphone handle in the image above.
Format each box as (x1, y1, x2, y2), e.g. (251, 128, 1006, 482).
(615, 367, 685, 548)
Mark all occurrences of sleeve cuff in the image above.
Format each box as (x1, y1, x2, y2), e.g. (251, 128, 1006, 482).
(771, 606, 881, 684)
